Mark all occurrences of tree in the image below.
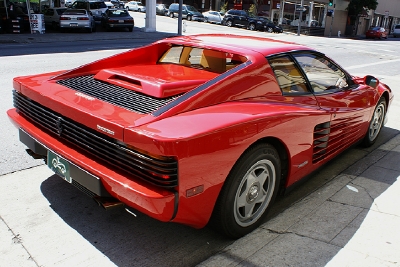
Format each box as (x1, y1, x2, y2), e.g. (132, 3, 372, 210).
(347, 0, 378, 17)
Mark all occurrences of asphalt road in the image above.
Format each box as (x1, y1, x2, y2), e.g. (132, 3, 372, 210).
(1, 19, 400, 266)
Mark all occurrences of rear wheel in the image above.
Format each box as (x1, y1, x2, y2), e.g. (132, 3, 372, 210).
(210, 143, 281, 239)
(226, 20, 233, 27)
(362, 97, 386, 147)
(169, 12, 174, 18)
(187, 15, 192, 21)
(128, 26, 133, 32)
(267, 26, 273, 33)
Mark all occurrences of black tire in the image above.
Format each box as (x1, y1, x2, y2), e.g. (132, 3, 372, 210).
(210, 143, 281, 239)
(169, 12, 174, 18)
(125, 6, 129, 11)
(187, 15, 192, 21)
(362, 97, 386, 147)
(138, 8, 141, 12)
(226, 20, 233, 27)
(204, 17, 208, 23)
(248, 23, 256, 31)
(267, 26, 273, 33)
(128, 26, 133, 32)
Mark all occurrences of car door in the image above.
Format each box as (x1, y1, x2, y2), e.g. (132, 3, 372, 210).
(292, 52, 376, 159)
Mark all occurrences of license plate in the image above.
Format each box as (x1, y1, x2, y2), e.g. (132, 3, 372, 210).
(70, 23, 78, 27)
(118, 20, 124, 23)
(47, 150, 71, 183)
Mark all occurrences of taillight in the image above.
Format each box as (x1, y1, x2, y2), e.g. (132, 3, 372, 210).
(125, 19, 133, 23)
(77, 17, 89, 20)
(108, 19, 118, 23)
(60, 17, 71, 20)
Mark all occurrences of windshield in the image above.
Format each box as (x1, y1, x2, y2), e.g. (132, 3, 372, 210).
(186, 5, 199, 12)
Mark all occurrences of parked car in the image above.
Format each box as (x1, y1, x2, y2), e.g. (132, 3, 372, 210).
(202, 10, 222, 24)
(101, 8, 133, 31)
(124, 1, 145, 12)
(392, 24, 400, 37)
(221, 9, 248, 27)
(43, 7, 67, 29)
(366, 26, 388, 39)
(8, 34, 393, 239)
(248, 16, 283, 33)
(70, 0, 108, 22)
(59, 9, 96, 32)
(168, 3, 204, 21)
(156, 4, 168, 16)
(110, 0, 125, 8)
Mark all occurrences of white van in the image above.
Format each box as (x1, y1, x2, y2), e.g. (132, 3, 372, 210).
(70, 0, 108, 21)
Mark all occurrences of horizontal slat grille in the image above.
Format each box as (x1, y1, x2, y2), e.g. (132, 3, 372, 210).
(312, 115, 364, 163)
(56, 75, 180, 114)
(13, 91, 178, 188)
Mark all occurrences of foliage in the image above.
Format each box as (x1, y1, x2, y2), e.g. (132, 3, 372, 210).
(249, 4, 257, 16)
(347, 0, 378, 16)
(220, 1, 228, 14)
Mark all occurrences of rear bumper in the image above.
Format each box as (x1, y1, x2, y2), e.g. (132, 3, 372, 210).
(8, 108, 177, 222)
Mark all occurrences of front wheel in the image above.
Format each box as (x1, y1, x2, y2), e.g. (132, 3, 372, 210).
(267, 26, 273, 33)
(248, 23, 256, 31)
(210, 143, 281, 239)
(169, 12, 174, 18)
(362, 97, 386, 147)
(187, 15, 192, 21)
(226, 20, 233, 27)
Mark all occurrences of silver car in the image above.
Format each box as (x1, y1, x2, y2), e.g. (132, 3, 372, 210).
(202, 11, 223, 24)
(59, 9, 96, 32)
(124, 1, 146, 12)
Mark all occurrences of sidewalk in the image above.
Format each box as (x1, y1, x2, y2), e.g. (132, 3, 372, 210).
(199, 133, 400, 267)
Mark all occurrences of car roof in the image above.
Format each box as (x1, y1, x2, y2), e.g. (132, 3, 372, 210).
(163, 34, 313, 56)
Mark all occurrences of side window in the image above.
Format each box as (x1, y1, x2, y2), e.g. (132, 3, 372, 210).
(293, 53, 348, 92)
(268, 56, 309, 94)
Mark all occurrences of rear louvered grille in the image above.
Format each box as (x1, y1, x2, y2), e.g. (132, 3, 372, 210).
(57, 75, 180, 114)
(312, 122, 330, 163)
(13, 91, 178, 188)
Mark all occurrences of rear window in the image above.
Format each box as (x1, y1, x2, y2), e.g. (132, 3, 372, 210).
(108, 9, 129, 16)
(159, 45, 246, 74)
(90, 2, 107, 9)
(56, 8, 67, 15)
(395, 25, 400, 29)
(64, 10, 86, 15)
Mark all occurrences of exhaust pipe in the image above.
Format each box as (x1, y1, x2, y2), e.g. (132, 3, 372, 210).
(94, 196, 124, 210)
(26, 148, 46, 160)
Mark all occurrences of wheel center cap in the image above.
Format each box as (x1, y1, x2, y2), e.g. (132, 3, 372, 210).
(247, 184, 259, 202)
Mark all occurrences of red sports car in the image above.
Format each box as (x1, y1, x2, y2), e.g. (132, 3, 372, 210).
(7, 34, 393, 238)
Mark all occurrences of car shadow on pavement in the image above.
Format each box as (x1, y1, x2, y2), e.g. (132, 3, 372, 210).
(204, 126, 400, 266)
(40, 127, 399, 267)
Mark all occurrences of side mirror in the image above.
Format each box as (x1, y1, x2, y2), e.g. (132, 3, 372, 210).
(364, 75, 379, 89)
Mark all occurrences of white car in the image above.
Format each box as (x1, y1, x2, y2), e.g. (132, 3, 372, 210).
(124, 1, 145, 12)
(393, 24, 400, 38)
(59, 9, 96, 32)
(202, 10, 222, 24)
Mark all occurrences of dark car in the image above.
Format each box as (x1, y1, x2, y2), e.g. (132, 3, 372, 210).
(101, 8, 134, 31)
(156, 4, 168, 16)
(168, 3, 204, 21)
(221, 9, 249, 28)
(248, 16, 283, 33)
(366, 26, 388, 39)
